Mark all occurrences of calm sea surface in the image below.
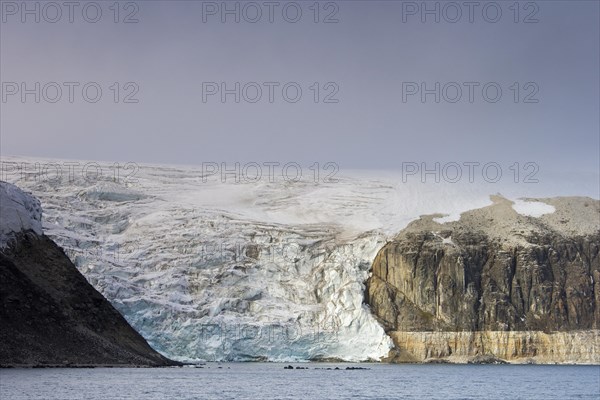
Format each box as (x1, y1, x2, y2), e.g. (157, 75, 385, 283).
(1, 363, 599, 399)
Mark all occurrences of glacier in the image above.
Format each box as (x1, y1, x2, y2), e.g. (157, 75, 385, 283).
(0, 181, 43, 247)
(1, 156, 598, 362)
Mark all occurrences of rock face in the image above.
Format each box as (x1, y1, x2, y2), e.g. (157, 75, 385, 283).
(0, 182, 177, 367)
(390, 331, 599, 364)
(365, 196, 600, 363)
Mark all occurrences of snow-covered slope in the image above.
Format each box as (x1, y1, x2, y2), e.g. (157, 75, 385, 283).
(2, 156, 597, 362)
(0, 181, 42, 248)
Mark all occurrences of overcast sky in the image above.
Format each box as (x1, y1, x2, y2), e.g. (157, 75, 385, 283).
(1, 0, 599, 175)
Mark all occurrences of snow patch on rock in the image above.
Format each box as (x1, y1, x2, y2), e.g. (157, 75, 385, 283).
(512, 199, 556, 217)
(433, 213, 462, 224)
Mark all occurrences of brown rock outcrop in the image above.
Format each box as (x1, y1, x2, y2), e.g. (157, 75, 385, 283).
(365, 196, 600, 363)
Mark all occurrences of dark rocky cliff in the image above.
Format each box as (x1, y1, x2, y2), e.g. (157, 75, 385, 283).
(0, 182, 178, 367)
(365, 196, 600, 363)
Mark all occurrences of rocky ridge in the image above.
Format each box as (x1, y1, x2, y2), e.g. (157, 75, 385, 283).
(365, 196, 600, 363)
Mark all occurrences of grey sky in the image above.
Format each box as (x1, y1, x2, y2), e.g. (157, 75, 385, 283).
(1, 0, 599, 174)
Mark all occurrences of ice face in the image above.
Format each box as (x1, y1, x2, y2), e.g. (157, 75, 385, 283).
(3, 157, 595, 362)
(0, 181, 43, 248)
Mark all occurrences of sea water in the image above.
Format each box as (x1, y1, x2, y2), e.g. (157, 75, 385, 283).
(1, 363, 599, 399)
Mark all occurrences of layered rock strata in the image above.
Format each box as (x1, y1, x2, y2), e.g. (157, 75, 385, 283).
(366, 196, 600, 363)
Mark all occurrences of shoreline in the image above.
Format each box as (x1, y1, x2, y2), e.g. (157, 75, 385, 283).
(3, 360, 599, 368)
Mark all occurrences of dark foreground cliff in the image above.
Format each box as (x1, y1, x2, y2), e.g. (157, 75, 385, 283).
(0, 233, 179, 367)
(365, 196, 600, 363)
(0, 182, 178, 367)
